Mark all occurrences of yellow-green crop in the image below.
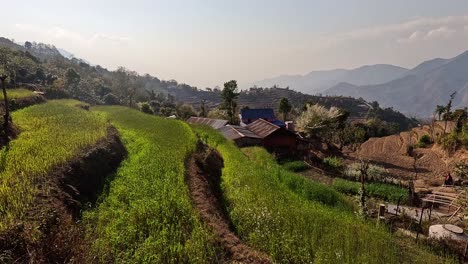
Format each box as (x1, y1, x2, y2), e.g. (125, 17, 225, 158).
(83, 106, 217, 263)
(0, 99, 108, 230)
(192, 124, 455, 263)
(0, 88, 37, 100)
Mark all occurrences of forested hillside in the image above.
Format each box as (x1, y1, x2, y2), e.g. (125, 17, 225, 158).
(0, 37, 416, 131)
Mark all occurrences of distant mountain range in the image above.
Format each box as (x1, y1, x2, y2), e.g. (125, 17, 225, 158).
(251, 64, 409, 94)
(325, 51, 468, 116)
(251, 51, 468, 117)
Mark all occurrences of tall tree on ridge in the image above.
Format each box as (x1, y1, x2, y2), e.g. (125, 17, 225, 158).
(279, 97, 292, 121)
(221, 80, 240, 124)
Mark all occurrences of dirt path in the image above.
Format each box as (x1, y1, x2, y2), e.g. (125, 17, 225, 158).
(186, 142, 271, 264)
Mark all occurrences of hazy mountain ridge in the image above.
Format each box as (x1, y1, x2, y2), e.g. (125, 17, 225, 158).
(251, 64, 409, 94)
(325, 50, 468, 116)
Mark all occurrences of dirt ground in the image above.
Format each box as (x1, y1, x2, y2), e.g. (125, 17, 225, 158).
(186, 142, 271, 264)
(346, 122, 467, 191)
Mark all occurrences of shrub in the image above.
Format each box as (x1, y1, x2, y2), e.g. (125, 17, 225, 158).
(44, 87, 70, 99)
(440, 133, 460, 153)
(332, 179, 408, 203)
(344, 162, 389, 182)
(406, 144, 414, 156)
(140, 102, 153, 114)
(282, 160, 309, 172)
(416, 134, 432, 148)
(103, 93, 120, 105)
(323, 156, 344, 171)
(454, 161, 468, 179)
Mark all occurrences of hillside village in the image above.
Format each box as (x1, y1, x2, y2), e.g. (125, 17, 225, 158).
(0, 34, 467, 264)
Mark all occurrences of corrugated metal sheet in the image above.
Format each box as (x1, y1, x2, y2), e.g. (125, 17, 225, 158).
(246, 118, 280, 138)
(219, 125, 262, 140)
(187, 117, 228, 129)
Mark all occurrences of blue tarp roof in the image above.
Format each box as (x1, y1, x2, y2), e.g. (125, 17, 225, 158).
(240, 108, 285, 127)
(240, 108, 276, 120)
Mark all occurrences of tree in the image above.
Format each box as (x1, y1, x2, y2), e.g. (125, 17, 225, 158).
(140, 103, 153, 114)
(24, 41, 32, 49)
(103, 93, 120, 105)
(295, 104, 346, 144)
(220, 80, 240, 124)
(435, 105, 445, 121)
(278, 97, 292, 121)
(444, 91, 457, 133)
(199, 100, 207, 117)
(357, 159, 370, 218)
(64, 68, 81, 93)
(176, 104, 196, 120)
(0, 49, 16, 142)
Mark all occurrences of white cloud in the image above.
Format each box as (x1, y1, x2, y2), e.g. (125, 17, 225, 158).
(425, 26, 455, 39)
(317, 13, 468, 46)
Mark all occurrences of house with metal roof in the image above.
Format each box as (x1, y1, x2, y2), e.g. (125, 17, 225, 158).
(239, 108, 285, 127)
(218, 125, 262, 147)
(246, 119, 297, 152)
(187, 117, 229, 129)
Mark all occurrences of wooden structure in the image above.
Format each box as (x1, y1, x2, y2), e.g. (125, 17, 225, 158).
(218, 125, 262, 147)
(421, 186, 466, 221)
(247, 119, 297, 152)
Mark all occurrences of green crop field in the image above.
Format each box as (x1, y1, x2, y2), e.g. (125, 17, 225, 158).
(0, 99, 108, 230)
(0, 88, 36, 100)
(193, 124, 455, 263)
(332, 178, 409, 203)
(83, 106, 217, 263)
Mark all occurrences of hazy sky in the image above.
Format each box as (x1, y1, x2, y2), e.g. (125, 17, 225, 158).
(2, 0, 468, 88)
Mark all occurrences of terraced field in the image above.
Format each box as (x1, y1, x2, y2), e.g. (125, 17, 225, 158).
(352, 122, 465, 187)
(194, 125, 458, 263)
(0, 99, 108, 230)
(83, 106, 218, 263)
(0, 88, 36, 100)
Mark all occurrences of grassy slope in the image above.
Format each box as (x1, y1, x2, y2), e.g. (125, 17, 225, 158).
(0, 88, 36, 100)
(0, 99, 108, 230)
(193, 125, 455, 263)
(84, 106, 217, 263)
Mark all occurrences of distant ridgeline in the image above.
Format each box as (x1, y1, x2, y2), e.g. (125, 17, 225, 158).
(167, 86, 418, 131)
(0, 37, 416, 131)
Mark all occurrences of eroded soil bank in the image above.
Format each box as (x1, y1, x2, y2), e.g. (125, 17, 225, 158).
(0, 126, 126, 263)
(186, 141, 271, 264)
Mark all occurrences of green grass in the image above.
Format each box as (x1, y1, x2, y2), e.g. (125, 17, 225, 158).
(193, 125, 399, 263)
(332, 178, 409, 203)
(0, 88, 36, 100)
(0, 99, 108, 230)
(281, 160, 309, 172)
(193, 124, 456, 263)
(83, 106, 217, 263)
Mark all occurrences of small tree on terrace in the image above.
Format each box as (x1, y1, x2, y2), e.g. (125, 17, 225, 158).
(279, 97, 292, 121)
(443, 91, 457, 133)
(221, 80, 240, 124)
(435, 105, 445, 121)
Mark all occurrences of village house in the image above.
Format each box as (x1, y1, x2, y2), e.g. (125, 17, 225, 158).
(239, 108, 285, 127)
(187, 116, 229, 129)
